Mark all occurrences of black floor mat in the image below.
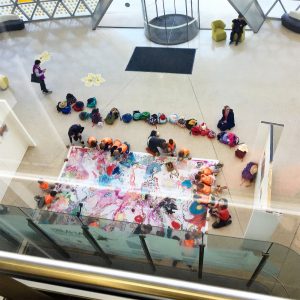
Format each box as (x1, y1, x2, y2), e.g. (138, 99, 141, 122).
(125, 47, 196, 74)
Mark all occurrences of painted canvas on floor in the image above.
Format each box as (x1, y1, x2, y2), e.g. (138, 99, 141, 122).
(51, 147, 219, 232)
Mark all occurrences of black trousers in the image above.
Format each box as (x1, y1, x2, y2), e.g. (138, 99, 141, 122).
(230, 30, 242, 43)
(40, 80, 47, 92)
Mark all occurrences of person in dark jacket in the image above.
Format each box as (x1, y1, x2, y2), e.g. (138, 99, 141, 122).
(229, 14, 247, 46)
(217, 106, 235, 131)
(32, 60, 52, 94)
(67, 124, 85, 146)
(147, 130, 167, 156)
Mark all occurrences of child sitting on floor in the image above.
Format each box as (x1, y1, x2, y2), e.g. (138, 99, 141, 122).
(177, 148, 190, 161)
(87, 136, 99, 149)
(195, 182, 211, 195)
(99, 137, 113, 151)
(38, 180, 55, 193)
(167, 139, 176, 156)
(210, 198, 232, 228)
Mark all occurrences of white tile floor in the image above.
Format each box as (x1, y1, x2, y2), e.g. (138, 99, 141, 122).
(0, 11, 300, 251)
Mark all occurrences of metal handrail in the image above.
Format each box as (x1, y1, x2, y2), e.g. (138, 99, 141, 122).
(0, 251, 287, 300)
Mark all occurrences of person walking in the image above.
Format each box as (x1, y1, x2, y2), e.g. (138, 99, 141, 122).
(32, 59, 52, 94)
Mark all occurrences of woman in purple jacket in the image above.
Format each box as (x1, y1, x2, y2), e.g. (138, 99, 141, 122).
(33, 60, 52, 94)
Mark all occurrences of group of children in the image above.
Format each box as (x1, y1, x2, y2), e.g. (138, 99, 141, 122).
(34, 181, 58, 208)
(146, 130, 191, 161)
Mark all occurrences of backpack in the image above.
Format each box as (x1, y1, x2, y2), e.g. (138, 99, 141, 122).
(190, 125, 202, 136)
(217, 131, 239, 147)
(105, 108, 119, 125)
(177, 117, 186, 128)
(207, 130, 216, 139)
(133, 110, 141, 121)
(122, 113, 133, 123)
(185, 118, 197, 130)
(199, 123, 209, 136)
(61, 105, 71, 115)
(72, 101, 84, 112)
(79, 111, 90, 121)
(91, 108, 102, 124)
(148, 114, 158, 126)
(168, 114, 179, 124)
(158, 113, 167, 124)
(66, 93, 77, 106)
(87, 97, 97, 108)
(140, 112, 150, 120)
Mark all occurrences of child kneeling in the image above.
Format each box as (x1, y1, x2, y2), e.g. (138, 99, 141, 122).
(210, 198, 232, 228)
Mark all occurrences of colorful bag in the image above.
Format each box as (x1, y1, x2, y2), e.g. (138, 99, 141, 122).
(105, 108, 119, 125)
(133, 110, 141, 121)
(140, 112, 150, 120)
(79, 111, 90, 121)
(177, 117, 186, 128)
(185, 118, 198, 130)
(66, 93, 77, 106)
(72, 101, 84, 112)
(148, 114, 158, 126)
(61, 105, 71, 115)
(207, 130, 216, 139)
(122, 113, 133, 123)
(217, 131, 239, 147)
(191, 125, 202, 136)
(158, 113, 167, 124)
(87, 97, 97, 108)
(168, 114, 179, 124)
(91, 108, 102, 125)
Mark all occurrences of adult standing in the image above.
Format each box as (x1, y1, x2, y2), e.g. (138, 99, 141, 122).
(32, 59, 52, 94)
(67, 124, 85, 147)
(229, 14, 247, 46)
(217, 105, 235, 131)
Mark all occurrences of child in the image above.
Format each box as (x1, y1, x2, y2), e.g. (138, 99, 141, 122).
(67, 124, 85, 147)
(87, 136, 98, 149)
(99, 137, 113, 151)
(200, 173, 215, 186)
(110, 139, 122, 156)
(112, 142, 130, 159)
(38, 180, 55, 193)
(210, 198, 232, 228)
(167, 139, 176, 156)
(147, 131, 167, 156)
(195, 182, 211, 195)
(91, 108, 103, 127)
(44, 191, 58, 208)
(177, 148, 190, 161)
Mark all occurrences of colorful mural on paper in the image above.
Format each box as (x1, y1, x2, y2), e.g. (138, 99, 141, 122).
(50, 147, 219, 232)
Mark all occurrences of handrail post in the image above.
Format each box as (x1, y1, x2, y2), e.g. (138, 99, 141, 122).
(247, 243, 273, 288)
(81, 225, 112, 266)
(27, 219, 70, 259)
(139, 235, 156, 272)
(198, 239, 205, 279)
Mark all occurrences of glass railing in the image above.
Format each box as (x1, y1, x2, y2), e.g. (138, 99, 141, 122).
(0, 203, 299, 298)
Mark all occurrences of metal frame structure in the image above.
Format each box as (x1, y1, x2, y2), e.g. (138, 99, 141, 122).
(264, 0, 300, 19)
(0, 0, 98, 22)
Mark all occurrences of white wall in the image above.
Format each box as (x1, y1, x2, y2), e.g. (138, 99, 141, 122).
(0, 99, 35, 202)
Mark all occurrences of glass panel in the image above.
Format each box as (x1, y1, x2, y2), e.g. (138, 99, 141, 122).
(227, 0, 253, 15)
(99, 0, 144, 27)
(244, 2, 265, 32)
(0, 205, 58, 258)
(205, 234, 271, 280)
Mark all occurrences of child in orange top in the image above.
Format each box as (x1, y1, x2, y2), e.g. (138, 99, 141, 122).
(87, 136, 98, 149)
(167, 139, 176, 156)
(200, 173, 215, 186)
(38, 181, 55, 193)
(177, 148, 190, 161)
(99, 137, 113, 151)
(44, 191, 58, 208)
